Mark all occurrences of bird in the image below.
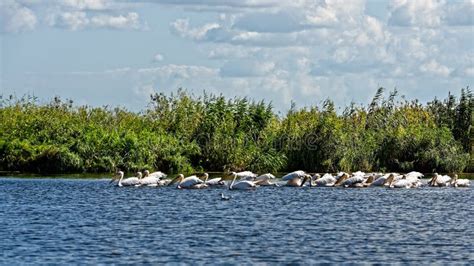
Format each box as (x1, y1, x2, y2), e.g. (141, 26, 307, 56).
(228, 172, 259, 190)
(144, 170, 167, 179)
(341, 174, 372, 188)
(168, 174, 208, 189)
(138, 170, 167, 187)
(234, 171, 258, 180)
(450, 174, 470, 187)
(220, 192, 231, 200)
(313, 173, 337, 187)
(333, 173, 351, 187)
(281, 170, 312, 187)
(384, 174, 420, 188)
(110, 171, 141, 187)
(254, 173, 278, 186)
(205, 175, 227, 187)
(428, 173, 452, 187)
(371, 173, 399, 186)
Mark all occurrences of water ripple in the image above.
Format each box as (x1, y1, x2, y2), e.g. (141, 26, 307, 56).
(0, 178, 473, 264)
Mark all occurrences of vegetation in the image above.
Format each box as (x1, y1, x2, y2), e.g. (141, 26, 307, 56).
(0, 88, 472, 174)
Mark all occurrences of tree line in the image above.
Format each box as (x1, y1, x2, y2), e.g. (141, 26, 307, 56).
(0, 87, 472, 174)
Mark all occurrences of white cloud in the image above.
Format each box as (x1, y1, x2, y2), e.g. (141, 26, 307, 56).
(90, 12, 141, 29)
(170, 18, 220, 40)
(153, 53, 164, 62)
(388, 0, 443, 27)
(60, 0, 112, 11)
(47, 11, 143, 30)
(0, 0, 37, 33)
(445, 0, 474, 26)
(420, 59, 451, 77)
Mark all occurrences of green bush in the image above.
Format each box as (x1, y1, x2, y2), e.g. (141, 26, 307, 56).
(0, 88, 471, 174)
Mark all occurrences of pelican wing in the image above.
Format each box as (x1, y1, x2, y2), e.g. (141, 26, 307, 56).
(121, 177, 140, 186)
(315, 174, 336, 186)
(256, 173, 276, 181)
(148, 171, 167, 179)
(455, 179, 470, 187)
(352, 171, 365, 176)
(232, 180, 257, 190)
(139, 176, 160, 186)
(436, 175, 452, 185)
(406, 171, 423, 179)
(281, 170, 306, 181)
(206, 177, 225, 186)
(179, 176, 203, 188)
(392, 179, 412, 188)
(371, 176, 388, 186)
(236, 171, 257, 180)
(342, 175, 365, 186)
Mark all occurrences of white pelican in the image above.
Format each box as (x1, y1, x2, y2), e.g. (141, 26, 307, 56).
(138, 170, 167, 187)
(371, 173, 399, 186)
(405, 171, 424, 179)
(144, 170, 167, 179)
(385, 174, 420, 188)
(428, 173, 452, 187)
(352, 171, 366, 177)
(313, 173, 337, 187)
(110, 171, 142, 187)
(235, 171, 258, 180)
(450, 174, 470, 187)
(341, 174, 373, 188)
(281, 170, 311, 187)
(228, 172, 259, 190)
(169, 174, 208, 189)
(255, 173, 278, 186)
(333, 173, 351, 187)
(205, 174, 226, 187)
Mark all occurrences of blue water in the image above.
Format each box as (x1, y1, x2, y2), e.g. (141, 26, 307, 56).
(0, 177, 473, 264)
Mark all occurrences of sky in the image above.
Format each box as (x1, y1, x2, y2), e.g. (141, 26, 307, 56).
(1, 0, 473, 112)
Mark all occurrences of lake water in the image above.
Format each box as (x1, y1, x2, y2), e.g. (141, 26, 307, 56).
(1, 177, 473, 264)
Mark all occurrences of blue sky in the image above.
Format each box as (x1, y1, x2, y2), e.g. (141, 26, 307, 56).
(1, 0, 473, 112)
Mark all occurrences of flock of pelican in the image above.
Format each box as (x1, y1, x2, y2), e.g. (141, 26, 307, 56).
(110, 170, 470, 189)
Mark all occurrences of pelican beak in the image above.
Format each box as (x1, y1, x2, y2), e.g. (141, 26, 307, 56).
(365, 176, 374, 186)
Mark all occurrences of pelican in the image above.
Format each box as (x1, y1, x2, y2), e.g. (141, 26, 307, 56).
(235, 171, 258, 180)
(428, 173, 451, 187)
(385, 174, 420, 188)
(139, 170, 167, 187)
(144, 170, 167, 179)
(110, 171, 142, 187)
(406, 171, 424, 179)
(341, 174, 373, 188)
(205, 174, 226, 187)
(228, 172, 259, 190)
(255, 173, 278, 186)
(281, 170, 311, 187)
(371, 173, 399, 186)
(450, 174, 470, 187)
(333, 173, 351, 187)
(168, 174, 208, 189)
(313, 173, 337, 187)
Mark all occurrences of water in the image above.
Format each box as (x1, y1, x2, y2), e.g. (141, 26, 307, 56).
(0, 177, 473, 264)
